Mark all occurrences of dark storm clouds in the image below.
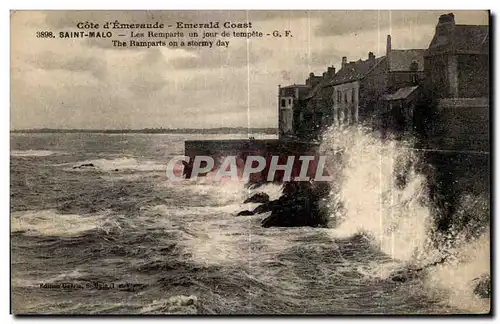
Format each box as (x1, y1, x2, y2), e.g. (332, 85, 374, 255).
(11, 10, 488, 129)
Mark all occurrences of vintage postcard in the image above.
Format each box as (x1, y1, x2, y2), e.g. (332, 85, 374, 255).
(10, 10, 490, 315)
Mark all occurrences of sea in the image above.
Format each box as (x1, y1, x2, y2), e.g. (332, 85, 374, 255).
(10, 128, 490, 315)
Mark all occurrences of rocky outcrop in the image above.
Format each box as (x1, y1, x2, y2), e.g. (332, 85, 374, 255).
(243, 192, 269, 204)
(73, 163, 95, 169)
(390, 255, 451, 283)
(261, 194, 328, 228)
(237, 181, 330, 228)
(473, 275, 491, 299)
(236, 210, 255, 216)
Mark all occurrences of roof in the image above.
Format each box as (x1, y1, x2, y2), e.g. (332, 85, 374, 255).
(383, 86, 419, 101)
(428, 24, 489, 55)
(280, 84, 311, 89)
(303, 81, 323, 100)
(302, 81, 335, 113)
(389, 49, 426, 72)
(279, 83, 312, 98)
(303, 73, 335, 100)
(453, 25, 489, 53)
(329, 56, 385, 86)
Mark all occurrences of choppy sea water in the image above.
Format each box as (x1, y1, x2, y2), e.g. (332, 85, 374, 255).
(10, 131, 490, 314)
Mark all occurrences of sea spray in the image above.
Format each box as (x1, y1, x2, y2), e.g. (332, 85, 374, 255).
(425, 193, 490, 313)
(318, 125, 490, 312)
(320, 125, 433, 262)
(425, 228, 490, 313)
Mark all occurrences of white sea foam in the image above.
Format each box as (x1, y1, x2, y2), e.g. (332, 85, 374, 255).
(11, 210, 110, 237)
(66, 157, 165, 172)
(11, 150, 65, 157)
(248, 182, 283, 201)
(425, 230, 490, 314)
(144, 199, 306, 267)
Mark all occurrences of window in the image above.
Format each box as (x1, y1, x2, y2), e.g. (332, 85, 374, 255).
(411, 73, 418, 84)
(281, 99, 286, 107)
(337, 90, 341, 103)
(288, 98, 292, 105)
(352, 88, 356, 103)
(315, 112, 323, 128)
(344, 92, 348, 104)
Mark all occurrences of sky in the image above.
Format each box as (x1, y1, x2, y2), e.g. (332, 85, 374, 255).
(10, 10, 489, 130)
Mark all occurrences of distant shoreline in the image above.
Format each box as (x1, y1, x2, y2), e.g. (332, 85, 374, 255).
(10, 128, 278, 135)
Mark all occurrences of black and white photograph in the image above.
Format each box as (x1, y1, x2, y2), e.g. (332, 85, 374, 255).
(10, 9, 491, 315)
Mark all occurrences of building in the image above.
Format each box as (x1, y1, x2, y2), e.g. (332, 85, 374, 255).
(385, 36, 426, 92)
(278, 13, 489, 144)
(382, 85, 421, 134)
(419, 12, 489, 152)
(424, 13, 489, 99)
(299, 66, 337, 139)
(415, 12, 490, 231)
(328, 36, 426, 131)
(278, 72, 325, 139)
(329, 53, 385, 127)
(381, 36, 427, 134)
(278, 36, 427, 139)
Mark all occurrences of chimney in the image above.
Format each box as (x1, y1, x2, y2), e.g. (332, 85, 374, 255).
(327, 66, 336, 76)
(306, 72, 315, 85)
(436, 13, 455, 37)
(341, 56, 347, 68)
(386, 35, 392, 56)
(368, 52, 375, 67)
(386, 35, 392, 69)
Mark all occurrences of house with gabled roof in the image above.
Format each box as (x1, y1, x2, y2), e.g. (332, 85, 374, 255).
(328, 34, 427, 131)
(330, 52, 388, 127)
(381, 36, 428, 134)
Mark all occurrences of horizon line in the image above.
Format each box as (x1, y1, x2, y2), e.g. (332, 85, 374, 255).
(10, 126, 278, 132)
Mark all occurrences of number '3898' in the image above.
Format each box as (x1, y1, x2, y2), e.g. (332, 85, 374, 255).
(36, 31, 54, 38)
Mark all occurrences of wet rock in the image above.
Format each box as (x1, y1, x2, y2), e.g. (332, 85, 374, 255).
(253, 203, 271, 214)
(236, 210, 255, 216)
(390, 269, 420, 283)
(243, 192, 269, 204)
(473, 275, 491, 299)
(252, 199, 283, 214)
(390, 256, 451, 283)
(237, 182, 331, 228)
(261, 195, 328, 228)
(73, 163, 95, 169)
(391, 275, 407, 283)
(260, 182, 329, 228)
